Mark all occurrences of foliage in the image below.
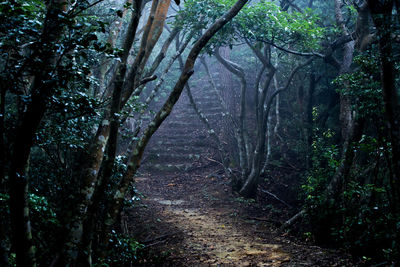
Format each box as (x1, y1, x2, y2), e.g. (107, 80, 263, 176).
(334, 54, 383, 117)
(236, 2, 324, 51)
(29, 193, 62, 264)
(304, 177, 399, 262)
(0, 192, 62, 265)
(302, 127, 339, 208)
(173, 0, 237, 52)
(96, 230, 144, 266)
(175, 0, 324, 54)
(303, 126, 400, 262)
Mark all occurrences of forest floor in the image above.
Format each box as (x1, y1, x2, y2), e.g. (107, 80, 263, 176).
(124, 85, 355, 266)
(127, 164, 354, 266)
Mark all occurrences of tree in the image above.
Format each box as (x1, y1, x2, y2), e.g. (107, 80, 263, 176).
(176, 0, 323, 197)
(4, 1, 71, 265)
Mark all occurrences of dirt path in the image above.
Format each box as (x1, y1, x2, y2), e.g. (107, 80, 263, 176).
(128, 169, 353, 266)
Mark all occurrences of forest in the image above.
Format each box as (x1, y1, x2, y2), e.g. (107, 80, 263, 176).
(1, 0, 400, 266)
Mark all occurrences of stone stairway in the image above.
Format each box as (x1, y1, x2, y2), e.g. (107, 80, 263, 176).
(140, 87, 223, 174)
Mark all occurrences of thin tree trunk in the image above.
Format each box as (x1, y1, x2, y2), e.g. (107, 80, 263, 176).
(185, 82, 231, 177)
(215, 49, 250, 181)
(274, 93, 280, 135)
(239, 67, 276, 198)
(261, 113, 273, 175)
(117, 26, 181, 129)
(325, 116, 365, 201)
(200, 56, 241, 187)
(147, 26, 180, 75)
(261, 71, 279, 175)
(239, 81, 278, 198)
(305, 72, 317, 169)
(120, 0, 170, 105)
(181, 55, 231, 178)
(122, 32, 192, 158)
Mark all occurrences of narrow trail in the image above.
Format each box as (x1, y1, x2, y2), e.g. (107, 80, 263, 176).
(129, 170, 352, 266)
(127, 88, 353, 266)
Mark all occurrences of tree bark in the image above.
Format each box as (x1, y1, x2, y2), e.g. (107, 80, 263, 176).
(62, 1, 144, 263)
(305, 72, 317, 169)
(325, 117, 365, 201)
(120, 0, 171, 105)
(215, 49, 250, 183)
(367, 0, 400, 208)
(324, 0, 359, 202)
(8, 1, 67, 266)
(238, 73, 275, 198)
(335, 0, 356, 140)
(239, 58, 313, 197)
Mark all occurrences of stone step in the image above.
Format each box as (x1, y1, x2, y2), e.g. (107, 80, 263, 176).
(173, 112, 222, 120)
(167, 121, 202, 128)
(146, 145, 205, 154)
(145, 152, 202, 162)
(141, 86, 226, 175)
(141, 163, 194, 172)
(185, 101, 221, 108)
(149, 139, 210, 147)
(153, 129, 201, 136)
(170, 107, 197, 113)
(201, 107, 224, 113)
(151, 133, 208, 140)
(187, 94, 218, 100)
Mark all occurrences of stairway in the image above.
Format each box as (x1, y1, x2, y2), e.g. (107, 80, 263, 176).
(140, 86, 223, 174)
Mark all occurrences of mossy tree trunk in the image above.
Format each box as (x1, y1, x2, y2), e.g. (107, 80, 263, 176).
(7, 1, 67, 266)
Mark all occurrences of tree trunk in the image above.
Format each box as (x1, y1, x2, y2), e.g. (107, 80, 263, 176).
(305, 72, 317, 169)
(239, 58, 313, 198)
(239, 69, 276, 198)
(335, 0, 355, 140)
(368, 0, 400, 209)
(215, 49, 250, 183)
(7, 1, 66, 265)
(200, 56, 242, 181)
(324, 0, 357, 201)
(62, 1, 144, 264)
(0, 87, 4, 188)
(325, 117, 365, 201)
